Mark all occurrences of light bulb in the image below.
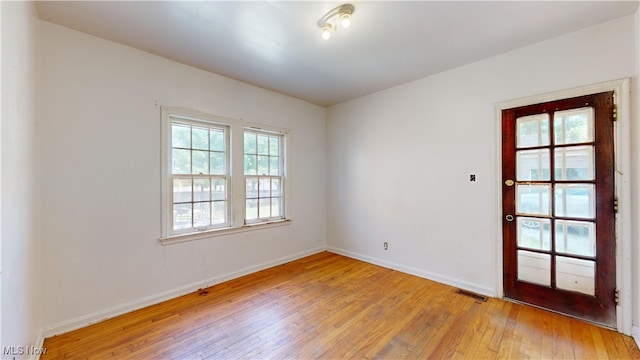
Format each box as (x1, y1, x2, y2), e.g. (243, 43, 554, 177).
(322, 28, 331, 40)
(321, 25, 332, 40)
(341, 14, 351, 28)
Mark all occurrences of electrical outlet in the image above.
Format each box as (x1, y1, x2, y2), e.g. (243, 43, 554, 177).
(383, 242, 388, 250)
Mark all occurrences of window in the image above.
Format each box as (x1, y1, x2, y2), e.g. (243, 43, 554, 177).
(244, 130, 285, 223)
(161, 107, 290, 243)
(167, 116, 230, 235)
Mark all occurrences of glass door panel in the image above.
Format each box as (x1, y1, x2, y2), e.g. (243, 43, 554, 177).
(517, 149, 550, 181)
(516, 114, 549, 148)
(554, 184, 595, 219)
(517, 217, 551, 251)
(553, 107, 594, 145)
(556, 256, 595, 296)
(516, 184, 550, 216)
(555, 220, 596, 257)
(517, 250, 550, 287)
(554, 146, 594, 181)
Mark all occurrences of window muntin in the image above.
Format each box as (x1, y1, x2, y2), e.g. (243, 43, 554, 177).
(244, 130, 285, 223)
(169, 117, 229, 234)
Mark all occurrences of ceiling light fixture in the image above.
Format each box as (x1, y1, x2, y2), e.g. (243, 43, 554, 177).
(317, 4, 354, 40)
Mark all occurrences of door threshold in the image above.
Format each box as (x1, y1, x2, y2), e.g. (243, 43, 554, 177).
(503, 296, 617, 331)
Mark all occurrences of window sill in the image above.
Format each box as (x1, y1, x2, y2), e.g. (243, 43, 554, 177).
(159, 219, 291, 246)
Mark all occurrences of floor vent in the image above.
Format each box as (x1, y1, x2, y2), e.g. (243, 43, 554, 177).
(455, 289, 488, 302)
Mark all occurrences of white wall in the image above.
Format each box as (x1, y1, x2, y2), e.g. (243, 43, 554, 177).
(1, 0, 42, 356)
(38, 21, 326, 333)
(327, 14, 637, 303)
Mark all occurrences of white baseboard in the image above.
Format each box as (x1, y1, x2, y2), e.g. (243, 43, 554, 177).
(633, 325, 639, 350)
(327, 246, 497, 298)
(42, 246, 326, 338)
(31, 329, 45, 360)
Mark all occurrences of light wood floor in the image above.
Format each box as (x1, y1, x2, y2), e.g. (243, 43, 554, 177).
(42, 251, 640, 359)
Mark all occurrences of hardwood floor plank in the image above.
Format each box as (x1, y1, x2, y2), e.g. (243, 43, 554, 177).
(588, 327, 609, 357)
(496, 302, 520, 359)
(487, 300, 510, 353)
(41, 252, 640, 359)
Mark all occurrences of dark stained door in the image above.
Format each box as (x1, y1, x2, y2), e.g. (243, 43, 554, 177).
(502, 92, 617, 327)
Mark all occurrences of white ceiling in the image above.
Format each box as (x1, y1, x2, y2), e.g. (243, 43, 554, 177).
(35, 1, 639, 107)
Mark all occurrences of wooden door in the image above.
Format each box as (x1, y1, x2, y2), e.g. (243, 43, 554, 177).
(502, 92, 617, 327)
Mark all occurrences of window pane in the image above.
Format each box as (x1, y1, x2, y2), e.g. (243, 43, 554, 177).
(554, 107, 594, 145)
(269, 136, 280, 156)
(172, 123, 191, 148)
(193, 179, 210, 202)
(554, 184, 595, 219)
(193, 202, 211, 227)
(272, 197, 282, 217)
(192, 150, 209, 174)
(516, 114, 549, 148)
(270, 156, 280, 175)
(258, 156, 269, 175)
(173, 203, 192, 230)
(246, 199, 258, 220)
(257, 135, 269, 155)
(271, 178, 281, 197)
(192, 126, 209, 150)
(517, 217, 551, 251)
(554, 146, 594, 181)
(173, 178, 192, 203)
(556, 256, 595, 295)
(517, 250, 550, 286)
(172, 149, 191, 174)
(246, 177, 258, 199)
(259, 198, 271, 218)
(516, 184, 551, 216)
(212, 201, 226, 224)
(244, 155, 257, 175)
(210, 129, 224, 151)
(244, 132, 257, 154)
(555, 220, 595, 257)
(212, 178, 226, 201)
(259, 178, 271, 198)
(210, 152, 225, 175)
(516, 149, 550, 181)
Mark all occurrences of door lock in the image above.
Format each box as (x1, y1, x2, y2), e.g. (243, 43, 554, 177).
(505, 179, 514, 186)
(505, 214, 514, 222)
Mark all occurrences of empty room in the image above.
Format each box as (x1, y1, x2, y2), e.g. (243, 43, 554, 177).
(2, 1, 640, 359)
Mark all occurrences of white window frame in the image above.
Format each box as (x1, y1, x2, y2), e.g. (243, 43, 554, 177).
(160, 107, 291, 245)
(165, 116, 231, 235)
(244, 128, 286, 224)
